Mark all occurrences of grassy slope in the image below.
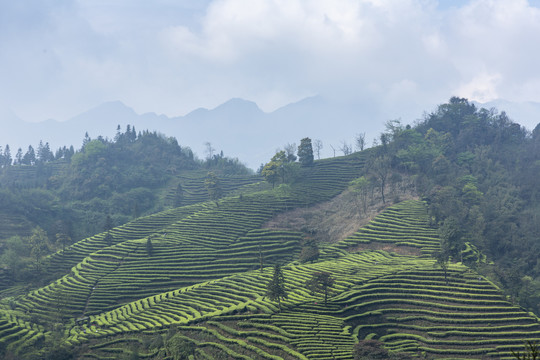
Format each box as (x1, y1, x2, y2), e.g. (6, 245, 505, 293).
(1, 152, 539, 359)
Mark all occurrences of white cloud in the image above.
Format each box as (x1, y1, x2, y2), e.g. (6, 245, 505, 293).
(455, 72, 502, 102)
(1, 0, 540, 124)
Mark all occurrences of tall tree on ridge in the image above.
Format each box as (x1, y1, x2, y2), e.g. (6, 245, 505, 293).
(298, 137, 314, 166)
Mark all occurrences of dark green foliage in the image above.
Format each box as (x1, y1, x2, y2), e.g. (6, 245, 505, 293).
(3, 98, 540, 359)
(163, 333, 195, 360)
(261, 150, 301, 187)
(266, 264, 287, 310)
(173, 183, 184, 207)
(369, 97, 540, 315)
(29, 227, 50, 272)
(298, 137, 314, 166)
(434, 249, 450, 284)
(305, 271, 334, 305)
(146, 236, 153, 257)
(299, 239, 319, 263)
(353, 339, 390, 359)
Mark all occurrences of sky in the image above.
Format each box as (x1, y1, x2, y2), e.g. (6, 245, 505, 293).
(2, 0, 540, 123)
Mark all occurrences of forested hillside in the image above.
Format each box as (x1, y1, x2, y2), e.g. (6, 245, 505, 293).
(0, 126, 256, 289)
(0, 98, 539, 359)
(381, 98, 540, 314)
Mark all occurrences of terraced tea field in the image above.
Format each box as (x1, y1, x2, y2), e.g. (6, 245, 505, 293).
(0, 153, 538, 359)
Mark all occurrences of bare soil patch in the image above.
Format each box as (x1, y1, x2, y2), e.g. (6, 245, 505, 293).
(263, 183, 417, 246)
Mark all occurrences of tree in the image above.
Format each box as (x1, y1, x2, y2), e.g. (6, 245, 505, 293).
(15, 147, 23, 165)
(258, 243, 264, 272)
(349, 176, 371, 215)
(83, 132, 91, 146)
(173, 183, 184, 207)
(55, 230, 71, 253)
(22, 145, 36, 165)
(353, 339, 389, 360)
(297, 137, 314, 166)
(339, 141, 352, 155)
(104, 215, 114, 246)
(355, 133, 366, 152)
(439, 216, 463, 259)
(204, 142, 215, 160)
(313, 139, 323, 160)
(512, 341, 539, 360)
(29, 227, 50, 272)
(262, 160, 280, 188)
(3, 144, 12, 166)
(163, 333, 195, 360)
(146, 237, 154, 256)
(370, 155, 391, 204)
(434, 248, 450, 285)
(262, 150, 296, 186)
(299, 239, 319, 263)
(204, 172, 223, 205)
(37, 140, 53, 163)
(305, 271, 335, 305)
(266, 264, 287, 310)
(52, 288, 69, 324)
(283, 143, 297, 162)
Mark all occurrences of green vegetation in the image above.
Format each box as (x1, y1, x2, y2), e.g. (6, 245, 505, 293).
(0, 126, 257, 290)
(0, 98, 540, 359)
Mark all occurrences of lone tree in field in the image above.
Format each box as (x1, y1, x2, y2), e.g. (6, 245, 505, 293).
(204, 172, 223, 205)
(306, 271, 335, 306)
(146, 236, 154, 257)
(297, 137, 314, 166)
(266, 264, 287, 310)
(434, 246, 450, 285)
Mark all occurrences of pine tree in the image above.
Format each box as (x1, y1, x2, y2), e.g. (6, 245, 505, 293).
(265, 264, 287, 310)
(22, 145, 36, 165)
(3, 144, 12, 166)
(15, 148, 23, 165)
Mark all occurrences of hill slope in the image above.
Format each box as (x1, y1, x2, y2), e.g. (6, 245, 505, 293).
(1, 148, 539, 359)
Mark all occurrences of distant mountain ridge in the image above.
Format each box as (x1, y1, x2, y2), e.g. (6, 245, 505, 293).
(1, 96, 384, 169)
(2, 97, 539, 169)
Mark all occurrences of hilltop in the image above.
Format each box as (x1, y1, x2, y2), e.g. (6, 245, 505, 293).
(0, 98, 539, 359)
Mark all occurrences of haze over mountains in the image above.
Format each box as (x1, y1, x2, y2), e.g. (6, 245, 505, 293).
(2, 97, 539, 169)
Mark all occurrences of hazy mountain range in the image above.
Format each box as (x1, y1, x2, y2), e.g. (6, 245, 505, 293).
(1, 97, 539, 170)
